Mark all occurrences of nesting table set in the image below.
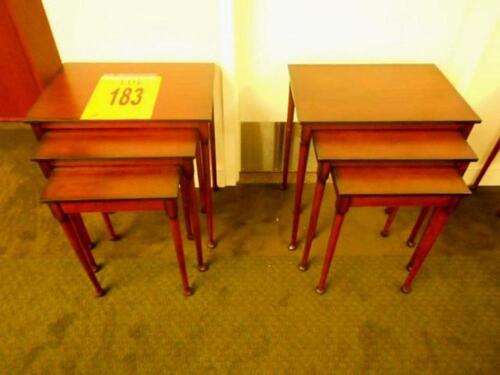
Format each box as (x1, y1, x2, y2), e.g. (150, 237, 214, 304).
(25, 63, 218, 296)
(15, 62, 482, 298)
(281, 64, 481, 294)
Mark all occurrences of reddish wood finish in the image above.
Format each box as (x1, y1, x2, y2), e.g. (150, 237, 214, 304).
(34, 129, 197, 160)
(164, 200, 193, 296)
(381, 207, 399, 237)
(313, 130, 478, 161)
(101, 213, 119, 241)
(201, 136, 216, 248)
(288, 126, 312, 250)
(26, 63, 214, 122)
(41, 166, 180, 202)
(32, 121, 215, 247)
(281, 86, 295, 190)
(406, 207, 431, 247)
(70, 214, 99, 271)
(402, 198, 461, 293)
(3, 0, 61, 88)
(285, 64, 481, 252)
(289, 64, 480, 123)
(209, 111, 219, 191)
(315, 197, 350, 294)
(299, 161, 331, 271)
(196, 141, 207, 213)
(0, 0, 61, 120)
(300, 163, 469, 294)
(32, 127, 215, 246)
(180, 175, 194, 240)
(183, 162, 207, 272)
(333, 166, 470, 196)
(72, 213, 94, 250)
(49, 204, 104, 297)
(42, 166, 206, 296)
(25, 62, 217, 246)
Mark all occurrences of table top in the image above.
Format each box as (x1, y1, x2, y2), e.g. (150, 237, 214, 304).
(313, 130, 478, 161)
(333, 166, 471, 196)
(41, 166, 179, 202)
(33, 128, 197, 160)
(27, 63, 215, 122)
(289, 64, 480, 124)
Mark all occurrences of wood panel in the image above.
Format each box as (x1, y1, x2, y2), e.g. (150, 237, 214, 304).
(4, 0, 61, 87)
(313, 130, 478, 161)
(289, 64, 480, 123)
(0, 0, 61, 120)
(41, 166, 179, 202)
(34, 128, 197, 160)
(333, 166, 471, 196)
(0, 0, 40, 120)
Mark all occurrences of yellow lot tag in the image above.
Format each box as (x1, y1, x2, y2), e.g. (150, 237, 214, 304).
(81, 74, 162, 120)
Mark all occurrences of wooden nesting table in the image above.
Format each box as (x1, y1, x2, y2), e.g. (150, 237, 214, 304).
(282, 64, 481, 251)
(26, 62, 218, 248)
(41, 165, 206, 296)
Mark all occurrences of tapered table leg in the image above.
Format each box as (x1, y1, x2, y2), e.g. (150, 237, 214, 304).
(196, 142, 207, 213)
(180, 175, 194, 240)
(282, 86, 295, 190)
(101, 213, 119, 241)
(73, 214, 94, 250)
(289, 127, 312, 250)
(406, 207, 431, 247)
(316, 198, 350, 294)
(402, 205, 454, 293)
(70, 215, 100, 273)
(165, 200, 192, 296)
(209, 115, 219, 191)
(50, 204, 104, 297)
(185, 163, 208, 272)
(299, 162, 330, 271)
(380, 207, 399, 237)
(201, 136, 216, 249)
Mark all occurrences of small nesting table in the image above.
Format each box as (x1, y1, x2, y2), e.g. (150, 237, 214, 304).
(41, 166, 206, 296)
(26, 62, 218, 248)
(32, 128, 207, 247)
(282, 64, 481, 251)
(299, 163, 471, 294)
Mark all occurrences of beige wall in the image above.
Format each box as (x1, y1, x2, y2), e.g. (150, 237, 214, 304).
(234, 0, 500, 185)
(42, 0, 499, 185)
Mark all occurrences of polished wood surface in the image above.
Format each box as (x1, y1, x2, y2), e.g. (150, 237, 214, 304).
(45, 169, 203, 296)
(42, 166, 179, 202)
(313, 130, 478, 161)
(29, 62, 217, 248)
(34, 129, 197, 160)
(27, 63, 215, 122)
(289, 64, 480, 123)
(4, 0, 61, 87)
(333, 166, 471, 196)
(0, 0, 60, 120)
(0, 0, 39, 120)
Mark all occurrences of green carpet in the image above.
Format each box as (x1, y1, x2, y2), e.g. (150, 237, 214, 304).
(0, 125, 499, 374)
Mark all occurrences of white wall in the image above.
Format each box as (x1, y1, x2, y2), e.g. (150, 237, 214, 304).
(42, 0, 499, 185)
(42, 0, 221, 62)
(42, 0, 240, 186)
